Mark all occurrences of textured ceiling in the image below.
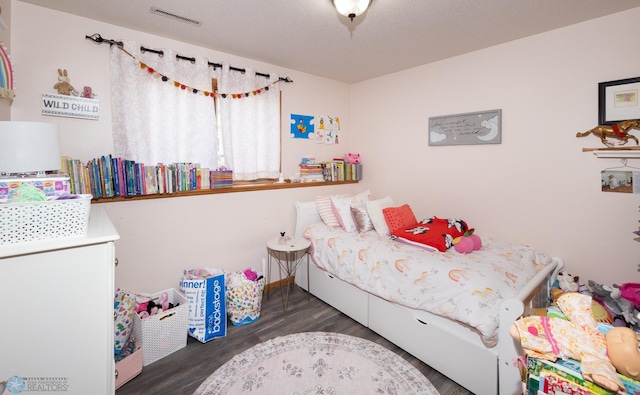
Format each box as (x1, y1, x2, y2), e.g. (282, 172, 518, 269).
(18, 0, 640, 83)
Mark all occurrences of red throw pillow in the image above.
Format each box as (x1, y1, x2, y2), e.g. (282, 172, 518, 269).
(392, 217, 469, 252)
(382, 204, 418, 233)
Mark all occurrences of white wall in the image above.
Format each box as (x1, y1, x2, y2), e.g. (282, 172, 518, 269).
(9, 1, 358, 293)
(353, 7, 640, 286)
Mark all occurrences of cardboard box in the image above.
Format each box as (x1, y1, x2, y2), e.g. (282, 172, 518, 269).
(0, 176, 70, 203)
(211, 170, 233, 188)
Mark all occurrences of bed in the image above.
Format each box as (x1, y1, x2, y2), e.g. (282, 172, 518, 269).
(293, 200, 564, 395)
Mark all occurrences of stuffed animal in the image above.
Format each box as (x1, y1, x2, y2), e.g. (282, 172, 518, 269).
(557, 271, 579, 292)
(510, 292, 640, 392)
(81, 86, 95, 99)
(345, 153, 360, 164)
(53, 68, 77, 96)
(588, 280, 640, 329)
(452, 229, 481, 254)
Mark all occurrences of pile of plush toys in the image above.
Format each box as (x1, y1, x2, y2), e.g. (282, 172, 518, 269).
(135, 291, 179, 319)
(509, 272, 640, 392)
(554, 273, 640, 331)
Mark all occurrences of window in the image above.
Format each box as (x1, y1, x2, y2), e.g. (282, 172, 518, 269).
(110, 41, 281, 180)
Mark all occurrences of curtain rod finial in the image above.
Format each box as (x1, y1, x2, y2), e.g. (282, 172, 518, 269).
(86, 33, 104, 44)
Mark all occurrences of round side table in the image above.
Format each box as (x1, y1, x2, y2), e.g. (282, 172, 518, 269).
(266, 237, 311, 311)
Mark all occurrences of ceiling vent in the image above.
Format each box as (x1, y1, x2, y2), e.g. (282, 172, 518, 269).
(149, 7, 202, 26)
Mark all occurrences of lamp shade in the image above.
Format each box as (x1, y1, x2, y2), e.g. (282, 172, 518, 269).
(0, 121, 61, 174)
(332, 0, 371, 20)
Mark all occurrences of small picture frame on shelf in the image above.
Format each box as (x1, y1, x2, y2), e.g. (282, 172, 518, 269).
(598, 76, 640, 125)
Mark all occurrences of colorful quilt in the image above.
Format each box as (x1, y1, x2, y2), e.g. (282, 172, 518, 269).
(304, 223, 554, 347)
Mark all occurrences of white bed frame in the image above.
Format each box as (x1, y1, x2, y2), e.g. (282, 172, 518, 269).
(293, 200, 564, 395)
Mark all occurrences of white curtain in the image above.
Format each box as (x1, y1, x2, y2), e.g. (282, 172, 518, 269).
(215, 62, 281, 180)
(110, 41, 218, 168)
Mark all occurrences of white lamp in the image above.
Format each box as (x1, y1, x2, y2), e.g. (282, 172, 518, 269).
(0, 121, 61, 176)
(332, 0, 371, 21)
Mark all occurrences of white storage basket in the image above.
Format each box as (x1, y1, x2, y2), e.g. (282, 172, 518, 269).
(132, 288, 189, 366)
(0, 194, 92, 246)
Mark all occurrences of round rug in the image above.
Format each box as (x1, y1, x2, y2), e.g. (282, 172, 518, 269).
(194, 331, 440, 395)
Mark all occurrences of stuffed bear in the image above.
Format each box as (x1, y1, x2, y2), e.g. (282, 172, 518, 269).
(345, 153, 360, 164)
(557, 271, 579, 292)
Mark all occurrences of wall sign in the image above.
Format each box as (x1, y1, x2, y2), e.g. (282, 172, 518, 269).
(428, 109, 501, 146)
(41, 93, 99, 120)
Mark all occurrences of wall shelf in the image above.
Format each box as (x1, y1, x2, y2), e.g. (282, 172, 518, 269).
(590, 150, 640, 159)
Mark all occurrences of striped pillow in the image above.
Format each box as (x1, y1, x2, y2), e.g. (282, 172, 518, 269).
(315, 194, 350, 227)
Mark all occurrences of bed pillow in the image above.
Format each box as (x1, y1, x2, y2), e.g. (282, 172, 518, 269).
(330, 190, 372, 232)
(366, 196, 395, 236)
(391, 216, 469, 252)
(315, 193, 350, 227)
(382, 204, 418, 234)
(351, 204, 374, 233)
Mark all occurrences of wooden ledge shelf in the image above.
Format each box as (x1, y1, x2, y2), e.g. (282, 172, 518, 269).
(583, 148, 640, 158)
(592, 150, 640, 158)
(92, 180, 359, 204)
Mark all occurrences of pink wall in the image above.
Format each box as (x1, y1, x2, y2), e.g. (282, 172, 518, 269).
(9, 1, 357, 292)
(352, 7, 640, 285)
(8, 1, 640, 290)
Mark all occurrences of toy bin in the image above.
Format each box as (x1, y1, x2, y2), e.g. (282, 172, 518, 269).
(115, 345, 143, 389)
(132, 288, 189, 366)
(0, 194, 92, 246)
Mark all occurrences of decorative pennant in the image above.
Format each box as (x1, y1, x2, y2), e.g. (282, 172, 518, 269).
(119, 46, 279, 99)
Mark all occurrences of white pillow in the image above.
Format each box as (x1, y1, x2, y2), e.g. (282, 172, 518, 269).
(366, 196, 395, 236)
(330, 190, 372, 232)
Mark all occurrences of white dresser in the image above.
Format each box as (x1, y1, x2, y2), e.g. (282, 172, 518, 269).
(0, 206, 119, 394)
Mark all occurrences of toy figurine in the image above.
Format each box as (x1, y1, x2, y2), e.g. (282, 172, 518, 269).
(510, 292, 640, 392)
(576, 120, 640, 147)
(278, 231, 291, 245)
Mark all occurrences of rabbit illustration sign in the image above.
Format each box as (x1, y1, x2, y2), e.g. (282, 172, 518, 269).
(42, 68, 100, 120)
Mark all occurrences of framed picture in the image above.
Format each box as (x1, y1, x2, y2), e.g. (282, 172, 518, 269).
(598, 76, 640, 125)
(428, 109, 501, 146)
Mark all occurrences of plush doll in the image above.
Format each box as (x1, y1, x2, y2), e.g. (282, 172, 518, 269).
(452, 229, 482, 253)
(557, 271, 579, 292)
(510, 292, 640, 392)
(345, 153, 360, 164)
(588, 280, 640, 330)
(53, 68, 77, 96)
(81, 86, 95, 99)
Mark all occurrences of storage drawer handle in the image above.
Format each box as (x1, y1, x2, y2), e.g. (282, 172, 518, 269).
(415, 318, 428, 326)
(159, 312, 176, 320)
(115, 369, 119, 379)
(326, 273, 334, 279)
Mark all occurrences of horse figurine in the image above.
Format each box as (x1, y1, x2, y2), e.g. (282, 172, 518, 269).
(576, 120, 640, 147)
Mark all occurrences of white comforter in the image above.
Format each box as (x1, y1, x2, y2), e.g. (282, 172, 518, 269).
(304, 222, 554, 347)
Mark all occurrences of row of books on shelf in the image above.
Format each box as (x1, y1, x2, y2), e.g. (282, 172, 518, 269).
(298, 158, 362, 182)
(61, 155, 232, 198)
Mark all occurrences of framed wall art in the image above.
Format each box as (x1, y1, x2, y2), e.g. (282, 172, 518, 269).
(428, 109, 501, 146)
(598, 76, 640, 125)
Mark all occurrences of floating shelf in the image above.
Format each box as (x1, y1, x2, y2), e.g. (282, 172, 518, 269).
(591, 150, 640, 158)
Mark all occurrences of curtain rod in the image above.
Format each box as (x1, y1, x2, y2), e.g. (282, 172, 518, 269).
(85, 33, 293, 83)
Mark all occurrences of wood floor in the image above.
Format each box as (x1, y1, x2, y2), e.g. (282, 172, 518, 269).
(116, 284, 474, 395)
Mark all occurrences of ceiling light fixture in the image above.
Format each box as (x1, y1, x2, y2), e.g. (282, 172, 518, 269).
(332, 0, 371, 22)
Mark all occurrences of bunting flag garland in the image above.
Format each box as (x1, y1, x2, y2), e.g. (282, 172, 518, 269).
(119, 46, 278, 99)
